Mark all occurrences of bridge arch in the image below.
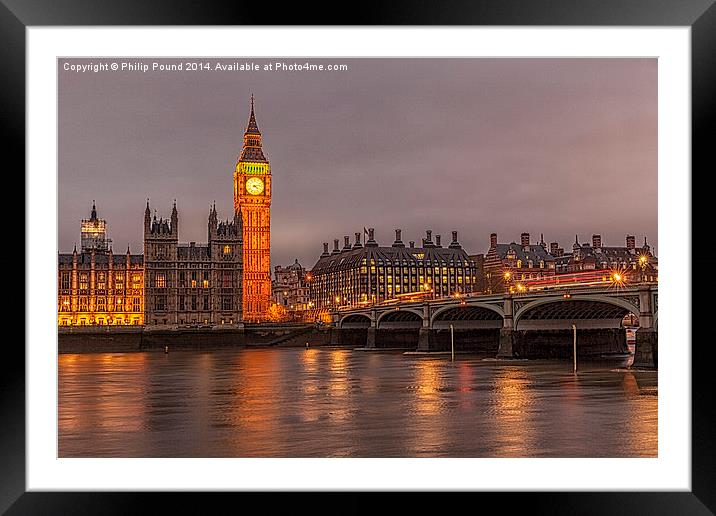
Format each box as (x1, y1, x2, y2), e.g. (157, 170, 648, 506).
(514, 295, 639, 330)
(431, 303, 504, 329)
(338, 313, 372, 329)
(376, 308, 423, 329)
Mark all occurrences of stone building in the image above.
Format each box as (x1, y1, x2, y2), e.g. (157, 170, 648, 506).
(483, 232, 556, 294)
(483, 232, 658, 293)
(272, 259, 310, 315)
(143, 201, 243, 327)
(552, 234, 658, 280)
(308, 228, 480, 310)
(58, 203, 144, 326)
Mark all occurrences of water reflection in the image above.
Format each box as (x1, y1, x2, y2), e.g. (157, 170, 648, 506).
(58, 349, 658, 458)
(489, 367, 536, 457)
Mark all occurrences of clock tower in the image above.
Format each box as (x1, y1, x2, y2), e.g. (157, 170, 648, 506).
(234, 95, 272, 322)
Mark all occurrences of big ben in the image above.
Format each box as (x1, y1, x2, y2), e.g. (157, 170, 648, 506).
(234, 95, 271, 322)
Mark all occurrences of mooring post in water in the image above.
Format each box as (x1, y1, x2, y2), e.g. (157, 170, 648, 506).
(450, 324, 455, 362)
(305, 342, 309, 349)
(164, 345, 169, 354)
(572, 324, 577, 374)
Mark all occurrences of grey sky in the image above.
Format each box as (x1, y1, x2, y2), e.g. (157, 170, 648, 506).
(58, 58, 657, 267)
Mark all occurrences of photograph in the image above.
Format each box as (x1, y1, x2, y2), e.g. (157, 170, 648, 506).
(57, 56, 659, 459)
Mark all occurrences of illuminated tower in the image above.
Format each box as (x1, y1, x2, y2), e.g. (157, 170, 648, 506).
(81, 200, 110, 252)
(234, 95, 272, 322)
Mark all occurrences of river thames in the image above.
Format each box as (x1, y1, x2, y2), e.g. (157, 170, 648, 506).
(58, 347, 657, 457)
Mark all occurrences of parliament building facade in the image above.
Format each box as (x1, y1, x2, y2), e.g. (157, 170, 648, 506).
(58, 96, 274, 327)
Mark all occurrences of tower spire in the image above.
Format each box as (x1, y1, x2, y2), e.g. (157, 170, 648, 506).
(244, 94, 261, 136)
(91, 200, 97, 220)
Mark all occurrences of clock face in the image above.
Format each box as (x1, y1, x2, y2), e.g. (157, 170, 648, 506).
(245, 177, 264, 195)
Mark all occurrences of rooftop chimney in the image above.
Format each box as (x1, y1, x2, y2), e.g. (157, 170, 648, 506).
(353, 232, 363, 249)
(365, 227, 378, 247)
(521, 232, 530, 249)
(392, 229, 405, 248)
(321, 242, 330, 258)
(342, 236, 352, 251)
(424, 230, 435, 247)
(490, 232, 498, 249)
(448, 230, 461, 249)
(550, 242, 559, 255)
(409, 241, 415, 248)
(626, 235, 635, 253)
(332, 239, 341, 255)
(435, 234, 442, 247)
(592, 234, 602, 251)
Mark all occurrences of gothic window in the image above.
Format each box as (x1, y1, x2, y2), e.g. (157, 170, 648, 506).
(79, 273, 88, 291)
(517, 260, 522, 268)
(132, 297, 141, 312)
(61, 272, 70, 290)
(155, 273, 166, 288)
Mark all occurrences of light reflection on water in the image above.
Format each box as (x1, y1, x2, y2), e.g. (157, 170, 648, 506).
(58, 348, 657, 458)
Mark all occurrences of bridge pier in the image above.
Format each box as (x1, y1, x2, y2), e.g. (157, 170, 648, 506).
(366, 327, 377, 348)
(417, 327, 431, 351)
(329, 327, 341, 346)
(633, 328, 658, 368)
(497, 329, 515, 358)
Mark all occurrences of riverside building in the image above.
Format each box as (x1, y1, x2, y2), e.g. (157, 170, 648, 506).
(58, 202, 144, 326)
(308, 228, 480, 310)
(143, 201, 243, 327)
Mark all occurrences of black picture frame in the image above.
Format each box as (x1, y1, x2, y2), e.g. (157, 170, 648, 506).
(4, 0, 714, 513)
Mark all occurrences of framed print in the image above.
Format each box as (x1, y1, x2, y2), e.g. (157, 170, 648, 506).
(4, 0, 715, 513)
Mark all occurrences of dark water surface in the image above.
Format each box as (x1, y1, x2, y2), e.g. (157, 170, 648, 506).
(58, 348, 657, 457)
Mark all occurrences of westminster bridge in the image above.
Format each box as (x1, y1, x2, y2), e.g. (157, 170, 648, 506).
(329, 283, 658, 368)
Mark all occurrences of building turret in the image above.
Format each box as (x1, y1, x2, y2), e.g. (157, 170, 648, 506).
(171, 200, 178, 237)
(144, 200, 151, 234)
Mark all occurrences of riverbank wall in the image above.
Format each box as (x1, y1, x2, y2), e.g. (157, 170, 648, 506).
(58, 324, 335, 353)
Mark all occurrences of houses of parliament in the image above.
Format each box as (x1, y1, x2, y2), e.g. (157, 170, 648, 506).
(58, 97, 273, 326)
